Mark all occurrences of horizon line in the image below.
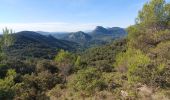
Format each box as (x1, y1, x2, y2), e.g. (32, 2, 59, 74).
(0, 22, 129, 33)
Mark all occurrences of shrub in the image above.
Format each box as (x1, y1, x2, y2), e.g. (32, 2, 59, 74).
(70, 67, 106, 95)
(55, 50, 76, 76)
(115, 48, 152, 84)
(127, 49, 151, 83)
(0, 69, 21, 100)
(36, 60, 58, 74)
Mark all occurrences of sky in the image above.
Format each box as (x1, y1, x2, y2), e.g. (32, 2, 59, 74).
(0, 0, 169, 32)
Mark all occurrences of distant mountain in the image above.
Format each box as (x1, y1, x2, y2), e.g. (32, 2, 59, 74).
(3, 26, 127, 59)
(91, 26, 110, 35)
(62, 26, 127, 47)
(51, 33, 70, 39)
(91, 26, 126, 35)
(36, 31, 51, 35)
(37, 26, 127, 48)
(37, 31, 69, 39)
(62, 31, 92, 43)
(5, 31, 80, 60)
(90, 26, 127, 41)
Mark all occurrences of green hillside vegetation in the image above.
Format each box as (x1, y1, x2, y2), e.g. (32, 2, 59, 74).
(0, 0, 169, 99)
(114, 0, 170, 99)
(5, 31, 81, 60)
(51, 26, 127, 48)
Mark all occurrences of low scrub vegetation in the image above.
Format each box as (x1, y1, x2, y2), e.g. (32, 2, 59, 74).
(0, 0, 169, 99)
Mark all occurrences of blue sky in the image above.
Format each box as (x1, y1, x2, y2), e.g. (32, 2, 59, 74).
(0, 0, 169, 32)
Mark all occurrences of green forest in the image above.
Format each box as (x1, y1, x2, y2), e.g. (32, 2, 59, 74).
(0, 0, 170, 100)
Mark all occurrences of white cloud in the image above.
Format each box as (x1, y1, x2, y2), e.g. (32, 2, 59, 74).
(0, 22, 100, 32)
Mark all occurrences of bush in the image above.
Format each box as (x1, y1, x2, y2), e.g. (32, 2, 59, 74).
(14, 71, 62, 99)
(126, 49, 151, 84)
(70, 67, 106, 95)
(115, 48, 152, 84)
(0, 69, 21, 100)
(36, 60, 58, 74)
(55, 50, 76, 76)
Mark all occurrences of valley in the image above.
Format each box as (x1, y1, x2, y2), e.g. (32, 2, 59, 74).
(0, 0, 169, 100)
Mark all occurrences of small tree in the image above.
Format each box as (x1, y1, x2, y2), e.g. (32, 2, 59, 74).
(71, 67, 106, 95)
(55, 50, 76, 81)
(2, 28, 14, 47)
(136, 0, 169, 29)
(0, 28, 14, 61)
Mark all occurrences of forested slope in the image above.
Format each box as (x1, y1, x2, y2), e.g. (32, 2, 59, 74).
(0, 0, 169, 100)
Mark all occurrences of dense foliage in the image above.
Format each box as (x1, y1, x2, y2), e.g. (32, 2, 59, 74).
(114, 0, 170, 99)
(0, 0, 170, 99)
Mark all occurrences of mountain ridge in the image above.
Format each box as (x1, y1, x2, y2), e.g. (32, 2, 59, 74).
(5, 31, 80, 59)
(4, 26, 127, 59)
(38, 26, 127, 47)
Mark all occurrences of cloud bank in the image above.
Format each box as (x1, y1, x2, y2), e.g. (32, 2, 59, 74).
(0, 22, 99, 32)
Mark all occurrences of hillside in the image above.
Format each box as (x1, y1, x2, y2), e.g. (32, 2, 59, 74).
(5, 31, 80, 59)
(91, 26, 127, 40)
(0, 0, 169, 100)
(4, 27, 126, 60)
(44, 26, 127, 47)
(62, 31, 92, 44)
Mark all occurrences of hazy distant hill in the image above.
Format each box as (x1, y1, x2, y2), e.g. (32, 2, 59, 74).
(90, 26, 127, 41)
(62, 31, 92, 44)
(5, 31, 80, 59)
(91, 26, 109, 35)
(91, 26, 126, 35)
(37, 31, 69, 39)
(38, 26, 127, 47)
